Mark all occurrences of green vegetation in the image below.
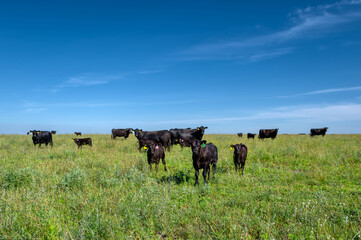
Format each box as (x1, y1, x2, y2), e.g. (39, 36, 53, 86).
(0, 134, 360, 239)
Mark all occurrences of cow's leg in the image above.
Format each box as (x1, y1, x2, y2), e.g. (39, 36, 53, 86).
(212, 163, 217, 178)
(207, 165, 211, 180)
(235, 163, 238, 172)
(203, 168, 208, 185)
(162, 157, 167, 171)
(194, 169, 199, 186)
(155, 163, 159, 172)
(149, 164, 152, 171)
(38, 143, 41, 148)
(241, 163, 245, 176)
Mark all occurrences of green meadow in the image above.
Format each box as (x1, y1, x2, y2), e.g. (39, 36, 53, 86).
(0, 134, 360, 239)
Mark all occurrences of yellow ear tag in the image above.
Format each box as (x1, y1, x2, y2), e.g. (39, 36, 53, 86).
(230, 147, 233, 150)
(197, 128, 200, 130)
(175, 139, 178, 142)
(143, 146, 147, 149)
(139, 130, 142, 132)
(37, 131, 39, 133)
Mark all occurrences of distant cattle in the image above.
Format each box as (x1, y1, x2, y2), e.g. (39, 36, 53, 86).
(51, 131, 56, 135)
(74, 132, 82, 136)
(111, 128, 132, 140)
(237, 133, 243, 137)
(310, 127, 328, 137)
(230, 144, 248, 175)
(247, 133, 256, 139)
(27, 132, 29, 135)
(73, 138, 92, 148)
(144, 143, 167, 172)
(172, 126, 208, 147)
(188, 139, 218, 186)
(29, 130, 53, 147)
(133, 129, 172, 150)
(259, 129, 279, 140)
(299, 133, 306, 135)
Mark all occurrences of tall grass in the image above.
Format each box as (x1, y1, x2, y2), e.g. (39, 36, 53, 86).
(0, 134, 360, 239)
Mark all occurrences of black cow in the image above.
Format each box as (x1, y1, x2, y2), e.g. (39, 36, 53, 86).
(259, 129, 279, 140)
(237, 133, 243, 137)
(27, 132, 29, 135)
(138, 139, 158, 152)
(133, 129, 171, 150)
(111, 128, 132, 140)
(189, 139, 218, 186)
(247, 133, 256, 139)
(144, 143, 167, 172)
(74, 132, 82, 136)
(29, 130, 53, 147)
(51, 131, 56, 135)
(169, 128, 192, 145)
(73, 138, 92, 148)
(230, 144, 248, 175)
(310, 127, 328, 137)
(173, 126, 208, 147)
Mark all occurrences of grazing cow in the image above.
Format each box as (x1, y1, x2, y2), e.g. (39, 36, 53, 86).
(138, 139, 158, 152)
(29, 130, 53, 147)
(230, 144, 248, 175)
(259, 129, 278, 140)
(111, 128, 133, 140)
(144, 143, 167, 172)
(74, 132, 82, 136)
(51, 131, 56, 135)
(133, 129, 172, 150)
(173, 126, 208, 147)
(310, 127, 328, 137)
(188, 139, 218, 186)
(73, 138, 92, 148)
(247, 133, 256, 139)
(237, 133, 243, 137)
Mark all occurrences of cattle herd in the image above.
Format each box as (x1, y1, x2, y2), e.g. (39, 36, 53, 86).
(27, 127, 328, 185)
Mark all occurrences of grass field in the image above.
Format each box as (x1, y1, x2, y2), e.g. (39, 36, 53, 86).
(0, 134, 360, 239)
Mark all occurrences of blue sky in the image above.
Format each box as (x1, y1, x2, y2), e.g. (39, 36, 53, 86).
(1, 0, 361, 134)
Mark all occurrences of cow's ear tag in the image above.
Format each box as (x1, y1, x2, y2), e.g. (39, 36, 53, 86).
(230, 147, 233, 150)
(201, 143, 206, 148)
(143, 146, 147, 149)
(37, 131, 39, 133)
(197, 128, 200, 130)
(139, 130, 142, 132)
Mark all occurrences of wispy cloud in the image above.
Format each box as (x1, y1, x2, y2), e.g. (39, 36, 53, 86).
(138, 70, 162, 74)
(250, 48, 293, 62)
(137, 103, 361, 125)
(278, 86, 361, 98)
(176, 0, 361, 62)
(53, 73, 123, 92)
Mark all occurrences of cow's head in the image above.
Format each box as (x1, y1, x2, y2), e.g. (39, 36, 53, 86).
(230, 144, 246, 154)
(133, 128, 142, 138)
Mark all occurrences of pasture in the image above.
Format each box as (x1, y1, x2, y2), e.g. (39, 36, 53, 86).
(0, 134, 360, 239)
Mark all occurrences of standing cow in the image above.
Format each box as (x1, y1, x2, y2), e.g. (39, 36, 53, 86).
(29, 130, 53, 147)
(74, 132, 82, 136)
(247, 133, 256, 139)
(258, 129, 278, 140)
(111, 128, 133, 140)
(144, 143, 167, 172)
(189, 139, 218, 186)
(237, 133, 243, 137)
(73, 138, 92, 148)
(310, 127, 328, 137)
(230, 143, 248, 175)
(172, 126, 208, 147)
(133, 129, 172, 150)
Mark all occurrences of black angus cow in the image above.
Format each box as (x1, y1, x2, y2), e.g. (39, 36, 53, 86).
(29, 130, 53, 147)
(138, 139, 158, 152)
(144, 143, 167, 172)
(173, 126, 208, 147)
(169, 128, 192, 145)
(230, 144, 248, 175)
(259, 129, 279, 140)
(310, 127, 328, 137)
(133, 129, 171, 150)
(188, 139, 218, 186)
(247, 133, 256, 139)
(27, 132, 30, 135)
(73, 138, 92, 148)
(237, 133, 243, 137)
(111, 128, 133, 140)
(74, 132, 82, 136)
(51, 131, 56, 135)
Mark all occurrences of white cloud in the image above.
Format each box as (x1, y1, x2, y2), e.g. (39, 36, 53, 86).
(177, 0, 361, 62)
(278, 86, 361, 98)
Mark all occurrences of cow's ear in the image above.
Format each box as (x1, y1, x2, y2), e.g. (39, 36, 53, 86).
(205, 127, 208, 129)
(201, 140, 207, 144)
